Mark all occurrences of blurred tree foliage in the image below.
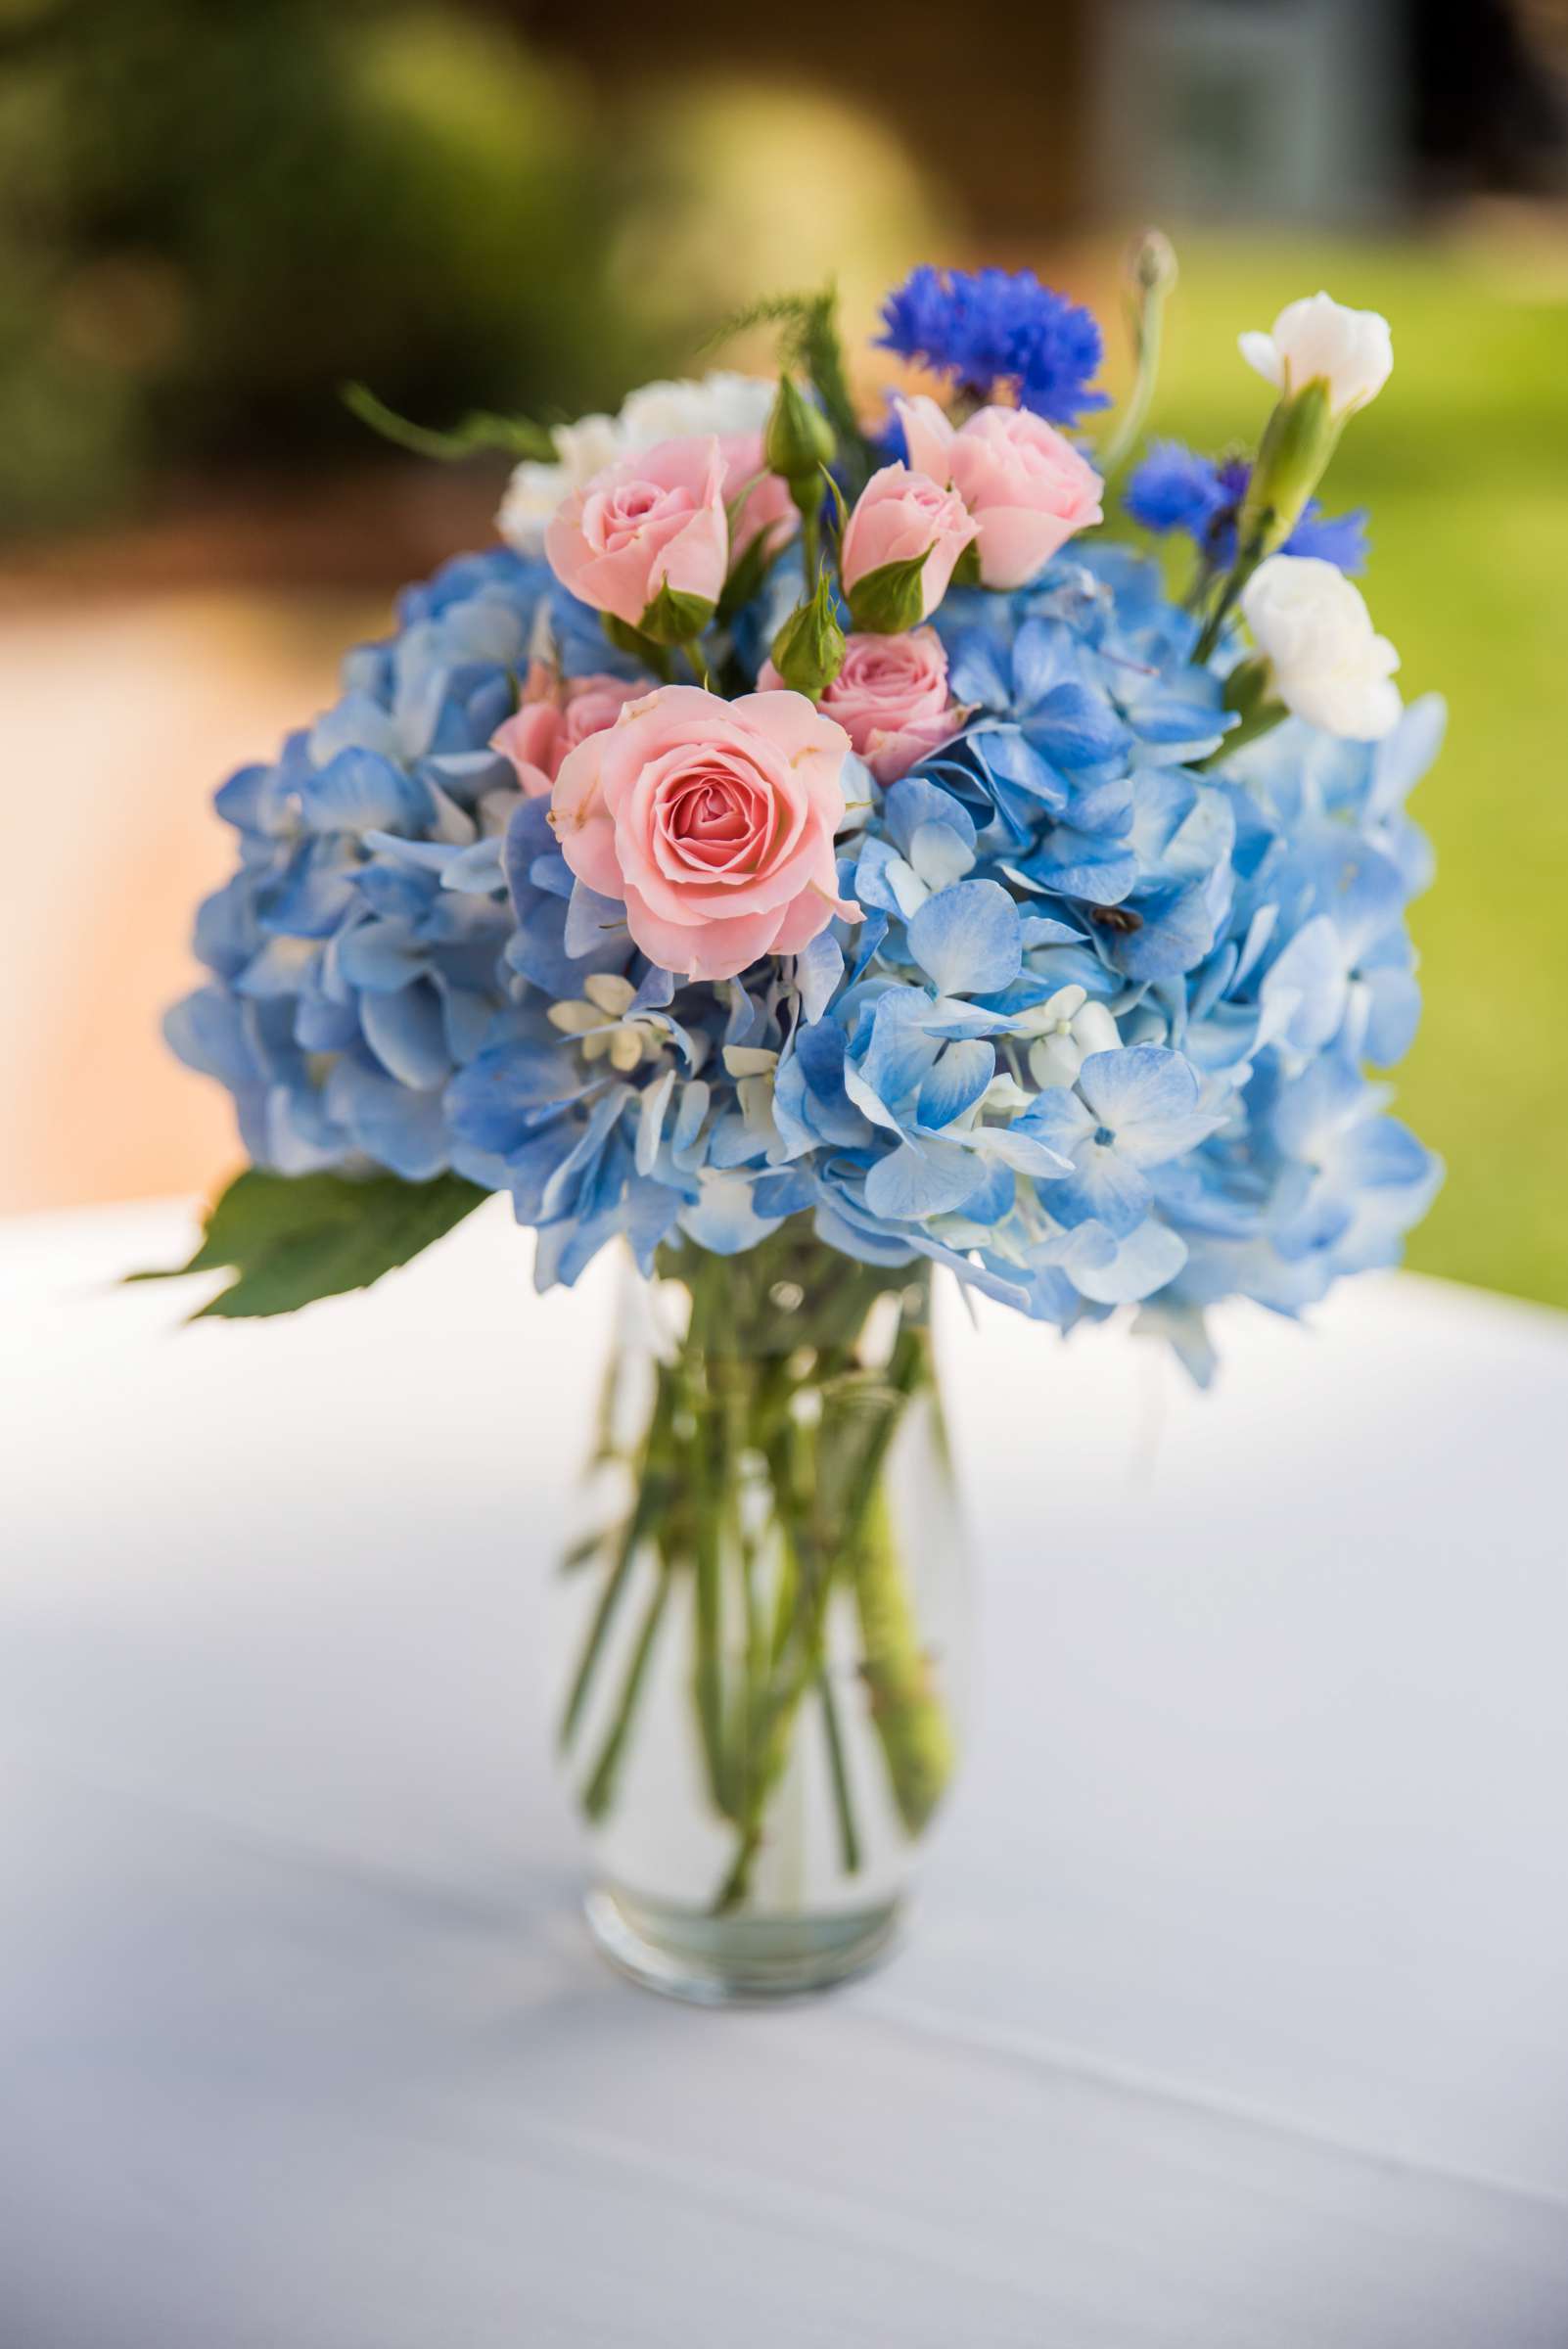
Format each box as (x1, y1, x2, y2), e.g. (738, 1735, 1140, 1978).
(0, 0, 649, 533)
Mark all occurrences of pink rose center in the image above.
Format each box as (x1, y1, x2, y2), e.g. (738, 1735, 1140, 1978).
(587, 481, 689, 556)
(648, 749, 789, 880)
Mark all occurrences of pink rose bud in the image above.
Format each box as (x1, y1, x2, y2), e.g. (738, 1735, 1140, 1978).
(896, 396, 1103, 589)
(761, 628, 963, 786)
(544, 437, 729, 632)
(551, 685, 861, 983)
(840, 463, 977, 630)
(489, 665, 652, 799)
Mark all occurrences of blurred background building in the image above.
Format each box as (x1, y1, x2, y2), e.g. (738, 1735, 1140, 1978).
(3, 0, 1566, 1310)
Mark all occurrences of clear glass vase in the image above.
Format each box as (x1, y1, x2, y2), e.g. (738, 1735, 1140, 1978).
(553, 1229, 969, 2003)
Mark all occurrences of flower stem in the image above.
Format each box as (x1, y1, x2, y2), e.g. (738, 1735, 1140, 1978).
(558, 1382, 676, 1751)
(816, 1666, 862, 1876)
(580, 1557, 674, 1823)
(1101, 229, 1177, 487)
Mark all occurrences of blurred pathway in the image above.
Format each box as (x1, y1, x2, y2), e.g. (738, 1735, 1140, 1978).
(2, 589, 380, 1212)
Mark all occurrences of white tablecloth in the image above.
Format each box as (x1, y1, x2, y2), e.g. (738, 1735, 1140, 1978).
(5, 1199, 1568, 2348)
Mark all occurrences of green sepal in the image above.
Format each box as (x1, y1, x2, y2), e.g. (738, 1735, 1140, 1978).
(636, 580, 715, 648)
(127, 1168, 489, 1319)
(847, 545, 931, 635)
(950, 539, 983, 590)
(1238, 378, 1340, 556)
(341, 382, 556, 463)
(601, 613, 667, 669)
(769, 567, 847, 699)
(1195, 654, 1287, 769)
(1222, 653, 1275, 720)
(819, 463, 850, 539)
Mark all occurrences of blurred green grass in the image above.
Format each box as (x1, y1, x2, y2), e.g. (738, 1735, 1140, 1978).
(1129, 235, 1568, 1310)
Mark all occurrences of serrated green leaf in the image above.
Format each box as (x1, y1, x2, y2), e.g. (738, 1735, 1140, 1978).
(129, 1169, 489, 1319)
(341, 382, 557, 463)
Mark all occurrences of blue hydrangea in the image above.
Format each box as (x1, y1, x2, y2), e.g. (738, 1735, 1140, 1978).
(170, 538, 1440, 1382)
(1127, 440, 1369, 576)
(878, 266, 1108, 425)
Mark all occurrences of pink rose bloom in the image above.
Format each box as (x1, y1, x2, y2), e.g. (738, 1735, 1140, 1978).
(490, 666, 651, 799)
(840, 463, 977, 620)
(760, 629, 964, 786)
(897, 395, 1103, 589)
(551, 685, 861, 982)
(716, 432, 799, 562)
(545, 437, 729, 629)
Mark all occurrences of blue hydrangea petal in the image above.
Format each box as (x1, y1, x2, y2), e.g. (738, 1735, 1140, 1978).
(907, 880, 1022, 996)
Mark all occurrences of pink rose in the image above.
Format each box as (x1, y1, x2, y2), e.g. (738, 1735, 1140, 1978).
(716, 432, 799, 562)
(897, 395, 1103, 588)
(551, 684, 861, 982)
(840, 463, 977, 624)
(490, 666, 651, 799)
(760, 629, 965, 785)
(545, 437, 729, 629)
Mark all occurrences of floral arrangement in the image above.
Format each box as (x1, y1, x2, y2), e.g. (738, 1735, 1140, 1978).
(160, 262, 1440, 1385)
(152, 253, 1444, 1979)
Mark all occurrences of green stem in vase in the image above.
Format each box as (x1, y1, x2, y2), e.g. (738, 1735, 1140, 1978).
(712, 1319, 928, 1914)
(853, 1478, 957, 1838)
(580, 1555, 674, 1823)
(558, 1383, 677, 1751)
(684, 1343, 737, 1822)
(816, 1666, 862, 1876)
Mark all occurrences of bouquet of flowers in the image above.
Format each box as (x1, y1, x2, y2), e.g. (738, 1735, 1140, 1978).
(156, 253, 1441, 1996)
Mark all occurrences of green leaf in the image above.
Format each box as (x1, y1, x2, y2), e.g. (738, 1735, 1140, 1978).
(341, 382, 557, 464)
(128, 1168, 489, 1319)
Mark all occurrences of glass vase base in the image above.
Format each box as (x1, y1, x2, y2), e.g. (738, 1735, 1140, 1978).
(583, 1883, 905, 2005)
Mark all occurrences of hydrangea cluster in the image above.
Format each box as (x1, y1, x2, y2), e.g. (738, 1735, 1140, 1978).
(169, 272, 1440, 1378)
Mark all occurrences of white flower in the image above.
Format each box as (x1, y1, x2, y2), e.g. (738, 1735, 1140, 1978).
(1239, 292, 1393, 418)
(617, 371, 774, 448)
(1241, 556, 1402, 741)
(1014, 986, 1123, 1090)
(496, 412, 622, 555)
(497, 460, 571, 555)
(497, 375, 774, 554)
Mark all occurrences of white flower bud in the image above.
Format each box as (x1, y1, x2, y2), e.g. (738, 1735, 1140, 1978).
(1239, 292, 1393, 419)
(1241, 556, 1401, 741)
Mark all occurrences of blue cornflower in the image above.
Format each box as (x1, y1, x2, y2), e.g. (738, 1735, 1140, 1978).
(878, 266, 1108, 425)
(1124, 440, 1228, 539)
(1127, 441, 1368, 576)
